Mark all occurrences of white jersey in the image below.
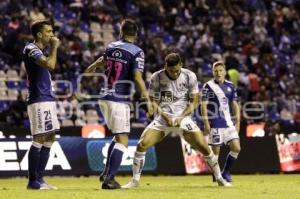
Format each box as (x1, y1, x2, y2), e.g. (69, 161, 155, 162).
(149, 68, 199, 121)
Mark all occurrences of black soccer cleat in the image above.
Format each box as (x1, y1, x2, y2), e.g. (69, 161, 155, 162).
(99, 173, 106, 182)
(102, 178, 121, 190)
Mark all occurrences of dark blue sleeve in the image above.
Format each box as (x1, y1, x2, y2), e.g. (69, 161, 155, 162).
(133, 50, 144, 72)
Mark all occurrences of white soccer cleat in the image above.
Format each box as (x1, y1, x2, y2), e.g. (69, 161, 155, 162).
(39, 182, 58, 190)
(121, 179, 139, 189)
(216, 177, 232, 187)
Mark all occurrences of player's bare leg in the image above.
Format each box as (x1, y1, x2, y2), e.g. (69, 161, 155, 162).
(122, 128, 165, 189)
(183, 131, 231, 187)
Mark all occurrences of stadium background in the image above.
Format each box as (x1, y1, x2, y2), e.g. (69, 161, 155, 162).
(0, 0, 300, 177)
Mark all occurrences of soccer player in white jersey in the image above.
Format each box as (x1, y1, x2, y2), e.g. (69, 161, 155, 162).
(201, 61, 241, 183)
(22, 20, 60, 190)
(122, 53, 231, 189)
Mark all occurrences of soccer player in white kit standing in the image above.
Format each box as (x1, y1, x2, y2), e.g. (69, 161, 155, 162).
(122, 53, 231, 188)
(23, 20, 60, 190)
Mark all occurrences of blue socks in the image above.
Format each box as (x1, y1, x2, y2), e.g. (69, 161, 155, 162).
(102, 140, 116, 176)
(223, 151, 239, 172)
(105, 143, 127, 180)
(28, 142, 52, 183)
(37, 146, 51, 182)
(28, 143, 42, 181)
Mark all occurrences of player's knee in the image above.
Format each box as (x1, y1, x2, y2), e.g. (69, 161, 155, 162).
(182, 133, 191, 143)
(115, 134, 129, 146)
(231, 143, 241, 154)
(137, 141, 149, 152)
(33, 135, 45, 144)
(233, 146, 241, 154)
(45, 133, 55, 143)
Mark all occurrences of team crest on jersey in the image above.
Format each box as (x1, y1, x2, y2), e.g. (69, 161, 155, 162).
(227, 87, 232, 92)
(112, 50, 122, 58)
(178, 82, 187, 91)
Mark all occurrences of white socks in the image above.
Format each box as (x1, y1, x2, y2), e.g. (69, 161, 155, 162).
(229, 151, 239, 159)
(132, 151, 146, 181)
(203, 152, 222, 179)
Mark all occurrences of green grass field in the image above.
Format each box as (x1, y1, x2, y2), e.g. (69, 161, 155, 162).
(0, 175, 299, 199)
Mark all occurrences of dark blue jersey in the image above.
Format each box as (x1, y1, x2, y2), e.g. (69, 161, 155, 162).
(22, 43, 54, 104)
(101, 40, 144, 102)
(202, 79, 238, 128)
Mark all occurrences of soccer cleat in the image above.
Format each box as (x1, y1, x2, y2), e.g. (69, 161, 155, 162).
(99, 173, 106, 182)
(38, 178, 58, 190)
(216, 177, 232, 187)
(27, 181, 42, 190)
(121, 179, 139, 189)
(222, 171, 232, 182)
(39, 182, 58, 190)
(102, 178, 121, 189)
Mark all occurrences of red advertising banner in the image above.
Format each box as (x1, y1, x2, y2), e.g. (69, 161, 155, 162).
(81, 124, 106, 138)
(180, 138, 210, 174)
(275, 134, 300, 172)
(246, 123, 265, 137)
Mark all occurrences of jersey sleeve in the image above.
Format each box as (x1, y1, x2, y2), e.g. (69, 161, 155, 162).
(188, 72, 199, 94)
(149, 72, 159, 99)
(133, 51, 145, 72)
(28, 46, 43, 63)
(201, 83, 209, 101)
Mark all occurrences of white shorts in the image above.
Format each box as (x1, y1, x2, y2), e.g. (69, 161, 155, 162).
(146, 116, 200, 134)
(98, 100, 130, 134)
(27, 101, 60, 136)
(208, 126, 239, 146)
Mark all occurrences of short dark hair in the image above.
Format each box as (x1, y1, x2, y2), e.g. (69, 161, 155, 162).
(121, 19, 138, 36)
(165, 53, 182, 67)
(31, 20, 52, 38)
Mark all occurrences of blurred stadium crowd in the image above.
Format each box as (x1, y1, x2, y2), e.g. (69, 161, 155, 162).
(0, 0, 299, 133)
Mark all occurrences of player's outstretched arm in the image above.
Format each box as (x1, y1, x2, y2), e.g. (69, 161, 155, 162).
(35, 36, 60, 71)
(85, 56, 105, 73)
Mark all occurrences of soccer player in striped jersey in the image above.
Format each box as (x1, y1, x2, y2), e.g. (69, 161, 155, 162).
(201, 61, 241, 183)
